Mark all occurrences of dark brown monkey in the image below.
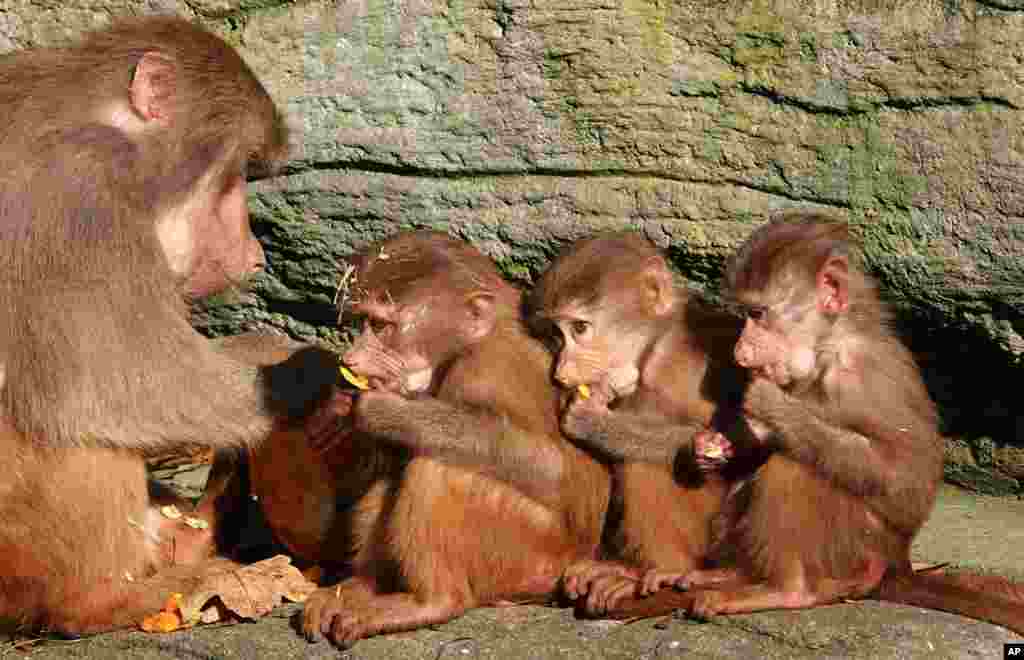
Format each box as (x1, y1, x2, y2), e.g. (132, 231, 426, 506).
(578, 213, 1024, 635)
(299, 231, 611, 648)
(0, 17, 293, 634)
(195, 333, 405, 571)
(526, 233, 763, 615)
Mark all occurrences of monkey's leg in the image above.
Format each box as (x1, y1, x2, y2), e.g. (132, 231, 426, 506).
(0, 443, 185, 634)
(578, 463, 724, 616)
(682, 457, 888, 620)
(643, 566, 747, 595)
(686, 561, 886, 620)
(303, 575, 468, 648)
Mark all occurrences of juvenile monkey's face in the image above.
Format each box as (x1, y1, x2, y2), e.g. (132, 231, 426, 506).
(732, 286, 821, 388)
(159, 173, 265, 299)
(341, 295, 435, 396)
(539, 302, 642, 398)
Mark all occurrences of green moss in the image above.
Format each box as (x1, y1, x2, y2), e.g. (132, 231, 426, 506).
(854, 208, 953, 306)
(541, 50, 563, 80)
(944, 463, 1020, 497)
(799, 32, 818, 62)
(495, 259, 534, 285)
(623, 0, 673, 66)
(809, 116, 926, 211)
(698, 134, 723, 164)
(670, 79, 719, 98)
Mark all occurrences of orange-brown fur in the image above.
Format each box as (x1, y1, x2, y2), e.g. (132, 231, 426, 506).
(527, 233, 763, 614)
(605, 212, 1024, 636)
(196, 333, 407, 569)
(300, 232, 611, 648)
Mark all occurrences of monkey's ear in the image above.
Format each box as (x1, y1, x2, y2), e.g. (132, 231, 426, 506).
(130, 52, 176, 123)
(817, 255, 849, 314)
(463, 292, 497, 342)
(641, 257, 675, 317)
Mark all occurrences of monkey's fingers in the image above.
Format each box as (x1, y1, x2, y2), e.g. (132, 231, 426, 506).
(586, 575, 641, 616)
(309, 421, 356, 455)
(639, 569, 689, 597)
(562, 560, 638, 601)
(686, 590, 725, 622)
(693, 430, 734, 471)
(305, 394, 356, 454)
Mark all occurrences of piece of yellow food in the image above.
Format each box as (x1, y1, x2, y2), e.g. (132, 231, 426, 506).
(703, 444, 725, 459)
(159, 505, 182, 520)
(339, 366, 370, 390)
(577, 384, 591, 400)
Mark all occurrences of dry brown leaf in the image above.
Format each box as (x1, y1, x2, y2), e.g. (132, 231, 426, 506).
(178, 555, 316, 624)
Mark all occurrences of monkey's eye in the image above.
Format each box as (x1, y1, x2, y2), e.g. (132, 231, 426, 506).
(570, 320, 591, 339)
(367, 318, 392, 336)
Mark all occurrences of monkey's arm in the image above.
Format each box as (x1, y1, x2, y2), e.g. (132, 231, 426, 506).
(353, 391, 568, 506)
(563, 401, 705, 466)
(745, 377, 937, 529)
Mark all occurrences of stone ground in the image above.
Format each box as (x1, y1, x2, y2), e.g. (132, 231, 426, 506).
(2, 484, 1022, 659)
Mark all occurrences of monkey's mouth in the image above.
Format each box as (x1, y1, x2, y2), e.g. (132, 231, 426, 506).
(751, 366, 789, 387)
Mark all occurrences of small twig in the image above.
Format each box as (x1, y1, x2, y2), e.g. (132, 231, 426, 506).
(334, 264, 357, 323)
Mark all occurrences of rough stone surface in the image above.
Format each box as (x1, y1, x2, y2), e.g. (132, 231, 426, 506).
(2, 1, 1023, 484)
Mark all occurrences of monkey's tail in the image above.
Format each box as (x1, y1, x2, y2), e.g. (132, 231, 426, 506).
(598, 589, 696, 621)
(877, 569, 1024, 636)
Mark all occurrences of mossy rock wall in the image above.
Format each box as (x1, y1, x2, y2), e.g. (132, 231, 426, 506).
(4, 0, 1024, 494)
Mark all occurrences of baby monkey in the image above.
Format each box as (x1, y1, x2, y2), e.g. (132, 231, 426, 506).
(535, 213, 1024, 635)
(528, 232, 763, 616)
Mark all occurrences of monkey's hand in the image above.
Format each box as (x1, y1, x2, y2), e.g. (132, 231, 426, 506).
(305, 387, 357, 454)
(693, 428, 734, 472)
(560, 384, 612, 441)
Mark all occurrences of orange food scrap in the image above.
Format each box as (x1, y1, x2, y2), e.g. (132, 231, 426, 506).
(140, 610, 182, 633)
(577, 384, 591, 400)
(140, 592, 184, 633)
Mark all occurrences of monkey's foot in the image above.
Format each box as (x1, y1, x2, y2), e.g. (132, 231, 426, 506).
(302, 584, 463, 648)
(561, 560, 641, 603)
(640, 569, 687, 596)
(673, 567, 746, 592)
(682, 555, 888, 619)
(685, 583, 816, 620)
